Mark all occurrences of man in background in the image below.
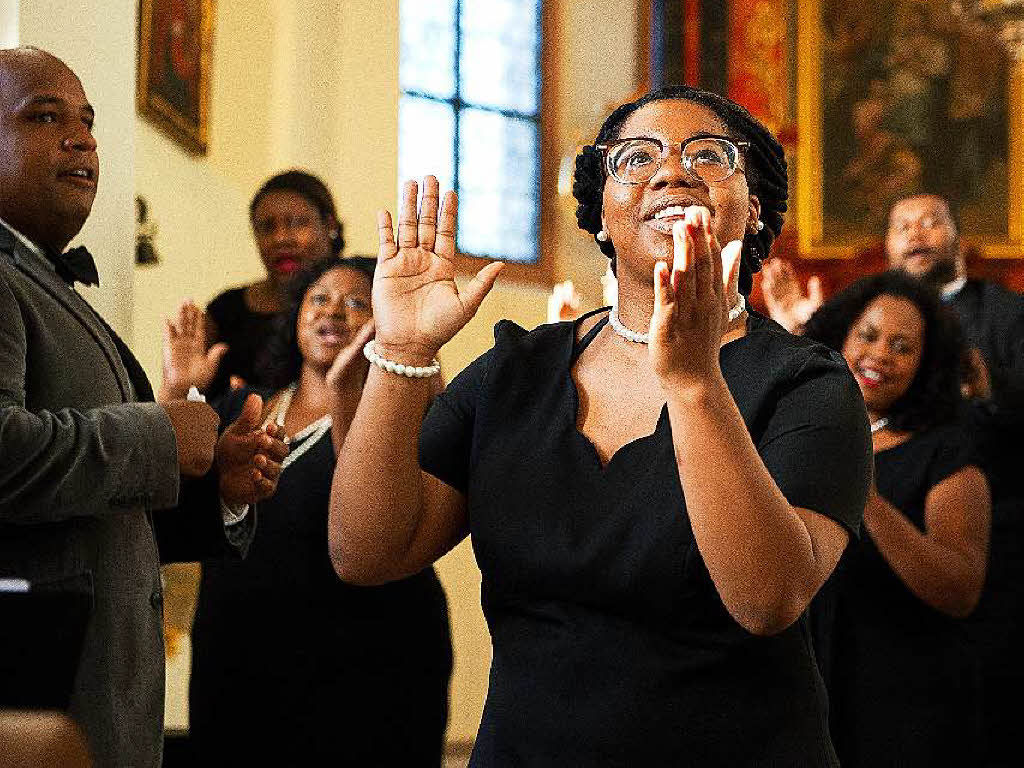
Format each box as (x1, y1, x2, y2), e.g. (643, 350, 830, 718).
(764, 192, 1024, 409)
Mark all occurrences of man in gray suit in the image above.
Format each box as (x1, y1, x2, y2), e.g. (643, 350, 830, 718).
(0, 47, 287, 766)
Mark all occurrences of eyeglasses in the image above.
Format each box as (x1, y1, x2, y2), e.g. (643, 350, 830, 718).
(596, 135, 750, 186)
(889, 215, 952, 235)
(310, 292, 371, 314)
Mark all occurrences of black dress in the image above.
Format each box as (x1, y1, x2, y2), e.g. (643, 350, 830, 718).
(419, 310, 872, 767)
(189, 388, 453, 767)
(205, 288, 277, 399)
(814, 419, 984, 767)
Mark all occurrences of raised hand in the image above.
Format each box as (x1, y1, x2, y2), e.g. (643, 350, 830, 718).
(215, 393, 289, 506)
(648, 206, 742, 390)
(160, 300, 228, 401)
(760, 258, 823, 334)
(547, 280, 582, 324)
(372, 176, 503, 364)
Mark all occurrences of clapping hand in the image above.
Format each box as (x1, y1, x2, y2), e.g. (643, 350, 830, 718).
(372, 176, 503, 365)
(961, 347, 992, 400)
(648, 207, 743, 390)
(760, 258, 823, 334)
(547, 280, 582, 324)
(215, 393, 289, 506)
(160, 300, 228, 401)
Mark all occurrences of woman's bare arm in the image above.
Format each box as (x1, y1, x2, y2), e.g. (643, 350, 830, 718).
(654, 210, 855, 636)
(327, 177, 501, 584)
(329, 370, 468, 584)
(667, 379, 850, 636)
(864, 466, 990, 617)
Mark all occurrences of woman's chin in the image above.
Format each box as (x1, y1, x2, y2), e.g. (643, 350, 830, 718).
(302, 354, 341, 376)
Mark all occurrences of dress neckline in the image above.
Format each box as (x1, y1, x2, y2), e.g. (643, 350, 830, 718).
(566, 307, 665, 472)
(562, 304, 764, 472)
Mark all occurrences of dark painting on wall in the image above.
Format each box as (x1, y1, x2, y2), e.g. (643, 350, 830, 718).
(137, 0, 214, 154)
(811, 0, 1013, 249)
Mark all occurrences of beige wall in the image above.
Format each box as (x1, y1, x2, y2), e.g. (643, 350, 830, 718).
(134, 0, 280, 384)
(0, 1, 18, 48)
(11, 0, 646, 747)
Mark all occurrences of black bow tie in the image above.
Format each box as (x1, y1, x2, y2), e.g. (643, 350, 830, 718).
(51, 245, 100, 287)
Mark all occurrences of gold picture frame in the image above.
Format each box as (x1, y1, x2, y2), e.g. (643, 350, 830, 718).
(796, 0, 1024, 259)
(137, 0, 215, 155)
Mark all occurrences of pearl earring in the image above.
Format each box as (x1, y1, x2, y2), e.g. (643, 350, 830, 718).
(756, 220, 765, 232)
(596, 229, 608, 242)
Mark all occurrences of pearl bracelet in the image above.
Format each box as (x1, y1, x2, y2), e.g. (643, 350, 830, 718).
(363, 341, 441, 378)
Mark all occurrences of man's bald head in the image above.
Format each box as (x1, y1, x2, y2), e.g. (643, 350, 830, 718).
(0, 46, 98, 253)
(0, 45, 69, 71)
(0, 47, 80, 102)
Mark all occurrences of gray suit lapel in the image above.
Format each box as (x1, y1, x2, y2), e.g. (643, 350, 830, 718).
(0, 229, 134, 403)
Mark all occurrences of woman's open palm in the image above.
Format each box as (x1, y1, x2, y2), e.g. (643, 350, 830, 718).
(373, 176, 503, 361)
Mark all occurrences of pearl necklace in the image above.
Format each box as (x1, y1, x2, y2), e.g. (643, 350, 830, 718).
(608, 295, 747, 344)
(870, 417, 889, 434)
(264, 384, 333, 471)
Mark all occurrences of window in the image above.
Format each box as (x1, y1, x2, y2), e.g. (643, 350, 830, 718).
(399, 0, 543, 264)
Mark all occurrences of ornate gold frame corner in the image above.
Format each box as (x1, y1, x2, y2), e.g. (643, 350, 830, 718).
(796, 0, 1024, 259)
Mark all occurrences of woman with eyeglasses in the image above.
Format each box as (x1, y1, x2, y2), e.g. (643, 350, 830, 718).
(329, 86, 872, 765)
(159, 170, 344, 402)
(804, 271, 990, 767)
(176, 257, 453, 766)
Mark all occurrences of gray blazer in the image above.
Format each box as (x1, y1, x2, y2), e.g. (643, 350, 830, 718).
(0, 225, 249, 767)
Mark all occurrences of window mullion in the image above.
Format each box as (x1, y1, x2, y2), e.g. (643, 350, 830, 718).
(453, 0, 462, 244)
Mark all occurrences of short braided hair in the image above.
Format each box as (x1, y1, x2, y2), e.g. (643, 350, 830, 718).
(572, 85, 788, 295)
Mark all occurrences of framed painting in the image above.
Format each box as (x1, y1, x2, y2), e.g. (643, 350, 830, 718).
(796, 0, 1024, 258)
(137, 0, 215, 154)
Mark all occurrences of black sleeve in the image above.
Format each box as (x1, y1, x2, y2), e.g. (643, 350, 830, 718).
(757, 352, 873, 539)
(924, 420, 980, 491)
(205, 289, 237, 342)
(153, 471, 236, 562)
(418, 348, 494, 494)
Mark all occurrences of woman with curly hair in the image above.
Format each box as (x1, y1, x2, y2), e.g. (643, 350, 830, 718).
(170, 256, 453, 766)
(805, 270, 990, 767)
(329, 86, 873, 765)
